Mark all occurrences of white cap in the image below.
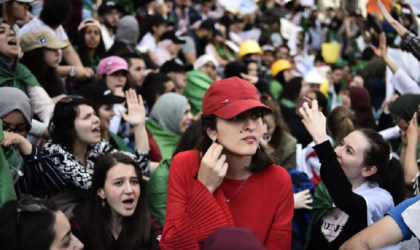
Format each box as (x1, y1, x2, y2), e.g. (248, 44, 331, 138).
(304, 71, 323, 85)
(194, 55, 218, 70)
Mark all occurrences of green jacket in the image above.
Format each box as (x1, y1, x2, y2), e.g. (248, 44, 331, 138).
(147, 159, 170, 224)
(109, 132, 135, 154)
(0, 120, 17, 207)
(184, 70, 213, 116)
(146, 120, 180, 160)
(273, 132, 297, 169)
(269, 80, 283, 100)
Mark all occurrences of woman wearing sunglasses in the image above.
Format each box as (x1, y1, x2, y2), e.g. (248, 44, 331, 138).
(160, 78, 294, 250)
(0, 197, 84, 250)
(0, 87, 63, 200)
(43, 90, 150, 198)
(71, 153, 162, 250)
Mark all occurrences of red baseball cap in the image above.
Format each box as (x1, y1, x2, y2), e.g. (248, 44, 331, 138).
(202, 77, 272, 119)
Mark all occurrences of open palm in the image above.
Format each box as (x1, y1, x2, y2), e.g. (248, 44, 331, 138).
(119, 89, 146, 127)
(371, 32, 387, 59)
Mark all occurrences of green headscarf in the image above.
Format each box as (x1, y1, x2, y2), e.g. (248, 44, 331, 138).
(184, 70, 213, 116)
(0, 120, 17, 207)
(0, 63, 40, 89)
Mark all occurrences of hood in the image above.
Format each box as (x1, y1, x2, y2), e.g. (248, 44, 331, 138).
(115, 16, 140, 45)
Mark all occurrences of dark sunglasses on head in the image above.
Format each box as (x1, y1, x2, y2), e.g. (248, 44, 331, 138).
(60, 95, 84, 104)
(16, 196, 45, 249)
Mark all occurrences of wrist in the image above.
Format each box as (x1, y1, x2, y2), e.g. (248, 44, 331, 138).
(313, 134, 329, 145)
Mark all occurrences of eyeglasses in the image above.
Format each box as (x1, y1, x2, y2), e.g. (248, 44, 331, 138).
(60, 95, 84, 103)
(16, 196, 45, 249)
(3, 124, 29, 134)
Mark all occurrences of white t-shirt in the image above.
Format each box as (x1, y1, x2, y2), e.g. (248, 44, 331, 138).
(139, 32, 157, 52)
(20, 17, 69, 62)
(100, 24, 115, 52)
(321, 181, 399, 250)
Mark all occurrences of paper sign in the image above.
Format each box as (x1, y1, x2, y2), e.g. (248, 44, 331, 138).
(367, 0, 392, 14)
(404, 0, 420, 15)
(300, 0, 314, 7)
(218, 0, 257, 15)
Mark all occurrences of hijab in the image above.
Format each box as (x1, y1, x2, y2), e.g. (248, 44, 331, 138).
(149, 93, 188, 135)
(389, 94, 420, 123)
(115, 16, 140, 46)
(349, 86, 372, 128)
(0, 87, 33, 183)
(0, 20, 40, 89)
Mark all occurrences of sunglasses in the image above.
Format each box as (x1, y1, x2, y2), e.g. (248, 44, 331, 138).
(16, 196, 45, 249)
(60, 95, 84, 103)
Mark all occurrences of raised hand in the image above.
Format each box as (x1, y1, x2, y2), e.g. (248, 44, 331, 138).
(377, 0, 397, 26)
(371, 32, 387, 59)
(119, 89, 146, 128)
(1, 131, 32, 155)
(299, 99, 329, 145)
(294, 189, 313, 210)
(197, 143, 229, 194)
(407, 112, 420, 145)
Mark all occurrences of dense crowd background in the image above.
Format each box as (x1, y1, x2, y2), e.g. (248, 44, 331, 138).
(0, 0, 420, 249)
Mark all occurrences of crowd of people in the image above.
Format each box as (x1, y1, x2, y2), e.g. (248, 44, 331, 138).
(0, 0, 420, 249)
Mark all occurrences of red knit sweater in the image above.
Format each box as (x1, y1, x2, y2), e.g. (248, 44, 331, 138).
(160, 150, 294, 250)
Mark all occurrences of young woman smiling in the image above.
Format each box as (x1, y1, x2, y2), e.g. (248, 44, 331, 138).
(43, 89, 150, 197)
(160, 77, 294, 250)
(299, 99, 405, 250)
(70, 153, 162, 250)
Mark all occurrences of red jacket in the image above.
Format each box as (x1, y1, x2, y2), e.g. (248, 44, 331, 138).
(160, 150, 294, 250)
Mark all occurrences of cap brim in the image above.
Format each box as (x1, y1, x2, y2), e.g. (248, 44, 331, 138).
(107, 66, 128, 75)
(213, 99, 272, 120)
(101, 95, 126, 105)
(46, 40, 69, 50)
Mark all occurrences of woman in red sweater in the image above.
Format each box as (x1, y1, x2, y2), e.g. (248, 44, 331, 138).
(160, 77, 294, 250)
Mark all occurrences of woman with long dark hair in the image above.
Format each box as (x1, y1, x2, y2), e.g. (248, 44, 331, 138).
(70, 153, 162, 250)
(43, 90, 151, 197)
(299, 99, 404, 250)
(270, 59, 295, 99)
(20, 29, 68, 99)
(76, 18, 106, 73)
(0, 197, 84, 250)
(160, 77, 294, 250)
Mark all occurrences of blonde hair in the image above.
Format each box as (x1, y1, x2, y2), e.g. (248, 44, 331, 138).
(327, 106, 357, 146)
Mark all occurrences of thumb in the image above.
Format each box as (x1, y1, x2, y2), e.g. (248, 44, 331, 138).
(118, 110, 128, 120)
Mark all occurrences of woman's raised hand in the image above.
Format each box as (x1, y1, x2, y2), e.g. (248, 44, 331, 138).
(299, 99, 329, 145)
(119, 89, 146, 128)
(198, 142, 228, 194)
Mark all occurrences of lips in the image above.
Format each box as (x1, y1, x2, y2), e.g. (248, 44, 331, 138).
(242, 136, 256, 143)
(7, 39, 17, 46)
(122, 198, 134, 210)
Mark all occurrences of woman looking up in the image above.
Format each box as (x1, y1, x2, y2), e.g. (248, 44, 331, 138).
(160, 77, 294, 250)
(300, 99, 404, 250)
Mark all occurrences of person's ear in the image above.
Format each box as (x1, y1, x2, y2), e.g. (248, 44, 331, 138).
(206, 128, 218, 142)
(97, 188, 105, 199)
(361, 165, 377, 178)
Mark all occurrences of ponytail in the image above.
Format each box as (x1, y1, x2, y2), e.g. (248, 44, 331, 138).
(360, 129, 405, 205)
(374, 157, 405, 205)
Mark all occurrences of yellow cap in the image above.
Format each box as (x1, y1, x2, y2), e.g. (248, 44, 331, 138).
(239, 40, 263, 58)
(271, 59, 292, 77)
(320, 77, 329, 98)
(20, 30, 68, 53)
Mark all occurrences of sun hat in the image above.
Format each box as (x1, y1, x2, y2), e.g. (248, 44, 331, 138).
(202, 77, 272, 119)
(20, 30, 68, 53)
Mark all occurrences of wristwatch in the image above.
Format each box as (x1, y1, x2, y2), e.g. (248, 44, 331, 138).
(69, 66, 76, 78)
